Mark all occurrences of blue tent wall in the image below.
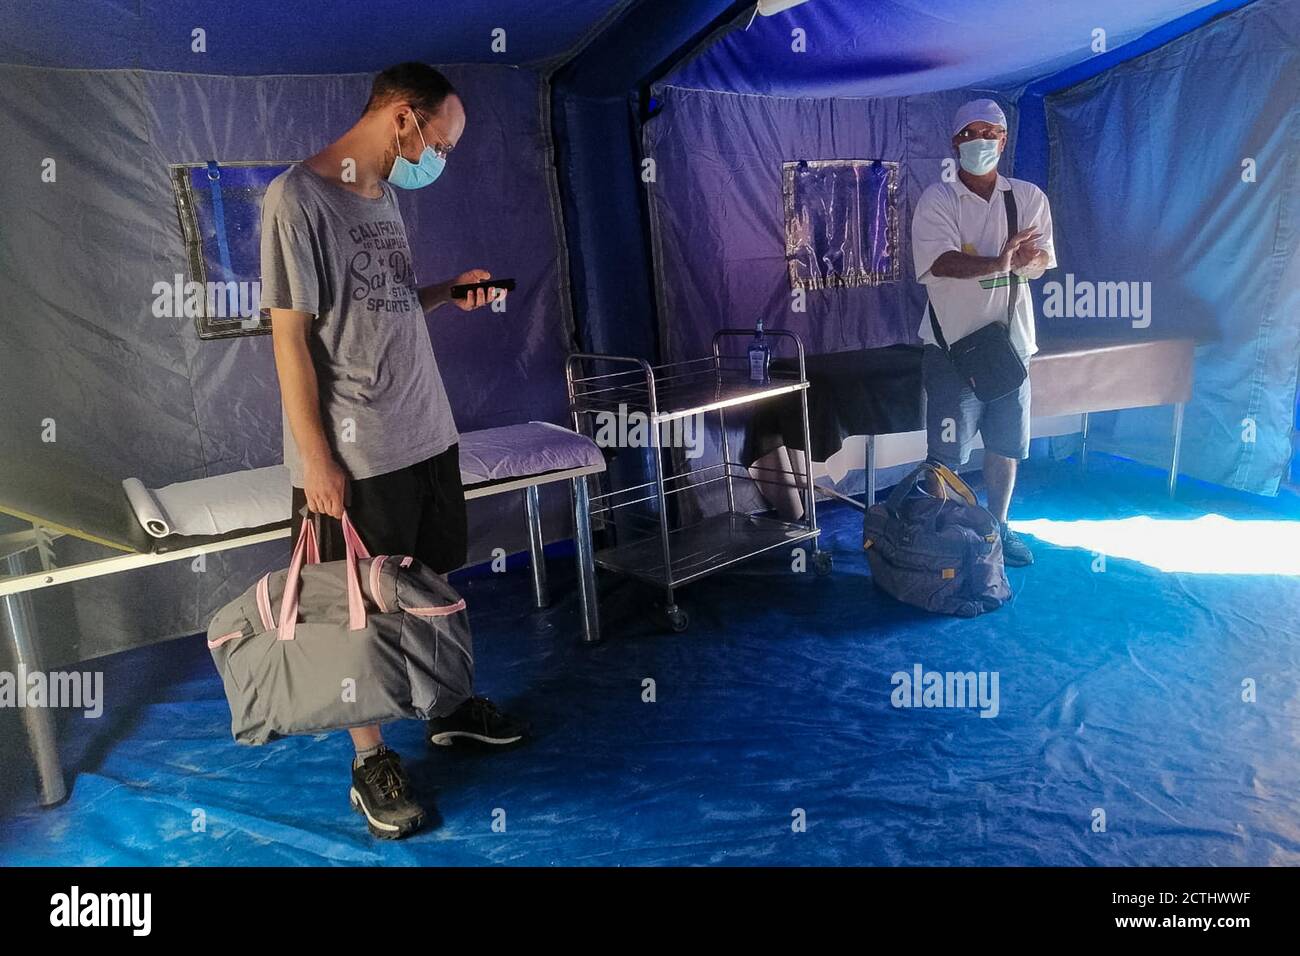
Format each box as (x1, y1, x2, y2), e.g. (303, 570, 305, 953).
(550, 0, 744, 358)
(1043, 0, 1300, 494)
(642, 84, 1019, 362)
(1013, 0, 1257, 189)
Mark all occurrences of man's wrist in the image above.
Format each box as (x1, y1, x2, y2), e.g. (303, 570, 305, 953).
(302, 448, 334, 470)
(418, 282, 451, 312)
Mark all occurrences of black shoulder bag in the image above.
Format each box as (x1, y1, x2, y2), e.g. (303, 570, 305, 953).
(927, 187, 1027, 402)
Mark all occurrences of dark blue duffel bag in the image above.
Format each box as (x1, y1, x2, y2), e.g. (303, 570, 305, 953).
(862, 461, 1010, 617)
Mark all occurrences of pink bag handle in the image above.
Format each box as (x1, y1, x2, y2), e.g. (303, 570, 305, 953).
(339, 511, 370, 630)
(305, 519, 321, 564)
(278, 510, 372, 641)
(277, 515, 316, 642)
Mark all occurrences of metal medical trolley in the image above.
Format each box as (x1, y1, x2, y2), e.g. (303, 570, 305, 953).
(566, 329, 829, 634)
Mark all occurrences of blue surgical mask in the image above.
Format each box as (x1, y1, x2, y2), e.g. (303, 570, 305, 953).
(388, 116, 446, 189)
(958, 137, 1001, 175)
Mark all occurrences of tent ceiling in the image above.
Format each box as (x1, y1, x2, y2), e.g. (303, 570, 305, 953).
(0, 0, 634, 73)
(668, 0, 1229, 97)
(2, 1, 1230, 88)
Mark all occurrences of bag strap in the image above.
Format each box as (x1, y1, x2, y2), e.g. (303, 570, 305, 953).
(927, 300, 950, 354)
(277, 509, 371, 641)
(926, 182, 1022, 349)
(1003, 185, 1020, 326)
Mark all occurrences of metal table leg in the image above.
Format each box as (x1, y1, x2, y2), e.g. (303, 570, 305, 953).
(865, 434, 877, 505)
(1169, 402, 1185, 498)
(2, 549, 67, 807)
(718, 407, 736, 516)
(524, 485, 549, 609)
(1080, 411, 1090, 471)
(571, 476, 601, 644)
(797, 390, 818, 548)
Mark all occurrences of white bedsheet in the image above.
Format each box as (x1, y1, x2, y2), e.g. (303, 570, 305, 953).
(122, 466, 290, 539)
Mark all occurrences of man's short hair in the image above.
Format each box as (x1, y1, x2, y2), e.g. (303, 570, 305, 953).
(364, 62, 459, 117)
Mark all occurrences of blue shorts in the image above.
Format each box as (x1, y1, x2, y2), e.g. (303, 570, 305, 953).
(922, 345, 1031, 467)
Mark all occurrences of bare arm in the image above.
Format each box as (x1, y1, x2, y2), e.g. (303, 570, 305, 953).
(418, 280, 455, 313)
(928, 227, 1040, 280)
(270, 308, 346, 518)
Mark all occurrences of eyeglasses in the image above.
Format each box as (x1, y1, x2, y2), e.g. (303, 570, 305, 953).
(955, 126, 1005, 142)
(409, 111, 453, 160)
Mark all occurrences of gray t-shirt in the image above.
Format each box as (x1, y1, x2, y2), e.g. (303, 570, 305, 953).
(260, 164, 459, 486)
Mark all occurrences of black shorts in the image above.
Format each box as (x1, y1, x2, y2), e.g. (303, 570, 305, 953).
(290, 443, 467, 575)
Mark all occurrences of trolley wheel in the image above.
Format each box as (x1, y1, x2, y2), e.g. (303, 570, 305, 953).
(812, 551, 834, 577)
(664, 605, 690, 633)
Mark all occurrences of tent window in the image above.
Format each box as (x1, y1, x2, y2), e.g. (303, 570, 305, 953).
(783, 159, 901, 290)
(169, 161, 292, 339)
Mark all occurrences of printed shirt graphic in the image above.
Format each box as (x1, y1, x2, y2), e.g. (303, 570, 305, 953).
(911, 175, 1056, 359)
(260, 164, 459, 486)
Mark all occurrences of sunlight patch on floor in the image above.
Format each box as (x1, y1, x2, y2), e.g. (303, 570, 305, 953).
(1010, 514, 1300, 575)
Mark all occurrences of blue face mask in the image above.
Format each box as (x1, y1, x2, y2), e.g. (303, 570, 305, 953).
(388, 115, 446, 190)
(958, 137, 1001, 175)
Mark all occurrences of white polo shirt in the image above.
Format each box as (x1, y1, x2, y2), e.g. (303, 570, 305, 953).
(912, 174, 1056, 359)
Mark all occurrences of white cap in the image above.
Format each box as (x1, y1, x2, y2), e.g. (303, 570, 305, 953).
(952, 98, 1007, 136)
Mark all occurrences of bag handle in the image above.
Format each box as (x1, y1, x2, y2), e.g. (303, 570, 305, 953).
(339, 511, 370, 630)
(882, 461, 980, 517)
(277, 509, 371, 641)
(930, 461, 979, 507)
(883, 462, 941, 517)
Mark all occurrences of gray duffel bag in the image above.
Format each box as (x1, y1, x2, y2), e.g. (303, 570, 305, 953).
(862, 461, 1010, 618)
(207, 510, 473, 745)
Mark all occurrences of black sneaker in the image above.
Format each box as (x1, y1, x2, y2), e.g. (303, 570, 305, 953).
(428, 696, 528, 749)
(349, 747, 425, 840)
(1000, 523, 1034, 567)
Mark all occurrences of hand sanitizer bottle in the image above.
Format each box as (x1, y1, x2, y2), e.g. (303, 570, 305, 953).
(748, 318, 771, 385)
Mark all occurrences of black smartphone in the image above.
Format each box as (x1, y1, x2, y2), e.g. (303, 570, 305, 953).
(449, 278, 516, 299)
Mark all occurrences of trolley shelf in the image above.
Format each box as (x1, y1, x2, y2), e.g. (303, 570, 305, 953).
(571, 375, 809, 424)
(593, 511, 819, 589)
(566, 329, 825, 636)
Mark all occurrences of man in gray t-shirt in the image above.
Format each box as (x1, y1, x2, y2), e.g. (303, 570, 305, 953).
(260, 62, 526, 840)
(262, 162, 460, 487)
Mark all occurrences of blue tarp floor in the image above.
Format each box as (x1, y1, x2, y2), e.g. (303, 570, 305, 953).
(2, 455, 1299, 866)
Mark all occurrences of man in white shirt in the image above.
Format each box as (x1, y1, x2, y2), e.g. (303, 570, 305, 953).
(911, 98, 1056, 566)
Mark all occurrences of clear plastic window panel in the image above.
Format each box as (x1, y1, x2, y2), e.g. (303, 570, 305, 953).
(169, 161, 293, 339)
(783, 159, 901, 291)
